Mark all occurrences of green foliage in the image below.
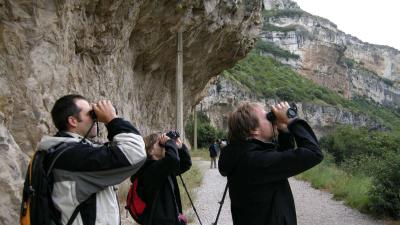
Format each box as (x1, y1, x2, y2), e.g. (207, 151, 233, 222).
(321, 125, 400, 164)
(255, 40, 300, 60)
(297, 152, 372, 212)
(224, 52, 348, 105)
(223, 52, 400, 131)
(262, 23, 297, 33)
(189, 148, 210, 160)
(319, 126, 400, 218)
(185, 112, 226, 148)
(275, 86, 299, 101)
(368, 152, 400, 219)
(263, 9, 306, 19)
(344, 58, 356, 68)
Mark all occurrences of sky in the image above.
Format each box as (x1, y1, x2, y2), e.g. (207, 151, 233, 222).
(294, 0, 400, 50)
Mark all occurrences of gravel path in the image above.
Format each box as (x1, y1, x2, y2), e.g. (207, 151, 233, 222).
(189, 160, 387, 225)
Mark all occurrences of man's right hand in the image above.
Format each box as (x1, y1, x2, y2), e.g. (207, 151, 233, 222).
(92, 100, 117, 124)
(271, 102, 292, 131)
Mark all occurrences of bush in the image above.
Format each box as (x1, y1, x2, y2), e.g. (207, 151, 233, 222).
(255, 40, 300, 60)
(320, 126, 400, 218)
(297, 152, 372, 211)
(275, 86, 299, 102)
(368, 152, 400, 219)
(185, 112, 226, 148)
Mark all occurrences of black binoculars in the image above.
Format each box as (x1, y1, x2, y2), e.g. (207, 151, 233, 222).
(266, 103, 298, 122)
(89, 110, 97, 120)
(89, 108, 118, 121)
(166, 130, 180, 139)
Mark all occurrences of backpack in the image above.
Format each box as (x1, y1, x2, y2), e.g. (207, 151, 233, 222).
(125, 176, 147, 224)
(20, 143, 80, 225)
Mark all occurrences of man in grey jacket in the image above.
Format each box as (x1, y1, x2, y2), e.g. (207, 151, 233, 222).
(40, 94, 146, 225)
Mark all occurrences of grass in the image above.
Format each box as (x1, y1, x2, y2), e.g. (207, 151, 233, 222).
(296, 156, 372, 213)
(190, 148, 209, 160)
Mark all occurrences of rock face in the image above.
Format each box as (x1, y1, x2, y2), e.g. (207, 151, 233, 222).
(200, 76, 380, 137)
(261, 0, 400, 108)
(0, 1, 262, 224)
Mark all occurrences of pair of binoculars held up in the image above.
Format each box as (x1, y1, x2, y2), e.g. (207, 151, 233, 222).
(266, 103, 298, 123)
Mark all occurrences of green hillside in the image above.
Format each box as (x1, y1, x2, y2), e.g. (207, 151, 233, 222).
(222, 49, 400, 131)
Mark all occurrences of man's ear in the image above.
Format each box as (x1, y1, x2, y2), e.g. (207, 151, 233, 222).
(67, 116, 79, 129)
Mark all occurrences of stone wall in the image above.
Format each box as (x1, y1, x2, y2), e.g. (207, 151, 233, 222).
(0, 1, 262, 224)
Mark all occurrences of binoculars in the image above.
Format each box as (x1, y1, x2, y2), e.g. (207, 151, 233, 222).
(89, 108, 118, 121)
(266, 103, 298, 122)
(166, 130, 180, 139)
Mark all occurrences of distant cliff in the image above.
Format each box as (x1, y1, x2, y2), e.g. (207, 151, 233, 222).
(196, 0, 398, 137)
(261, 0, 400, 108)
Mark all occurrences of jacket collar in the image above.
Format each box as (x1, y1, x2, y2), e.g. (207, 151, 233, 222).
(247, 138, 277, 150)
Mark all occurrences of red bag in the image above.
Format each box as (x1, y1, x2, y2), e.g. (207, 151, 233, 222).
(125, 177, 146, 223)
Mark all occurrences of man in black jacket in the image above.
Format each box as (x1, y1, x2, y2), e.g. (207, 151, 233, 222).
(218, 101, 323, 225)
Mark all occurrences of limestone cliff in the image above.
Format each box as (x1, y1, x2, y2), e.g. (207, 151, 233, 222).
(261, 0, 400, 108)
(0, 0, 262, 224)
(200, 76, 381, 138)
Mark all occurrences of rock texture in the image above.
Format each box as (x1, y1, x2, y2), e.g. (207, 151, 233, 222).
(0, 0, 262, 224)
(199, 76, 380, 137)
(261, 0, 400, 108)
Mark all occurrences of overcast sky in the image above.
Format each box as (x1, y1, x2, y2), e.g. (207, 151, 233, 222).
(294, 0, 400, 50)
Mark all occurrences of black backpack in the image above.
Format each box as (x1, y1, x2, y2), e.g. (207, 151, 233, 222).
(20, 143, 81, 225)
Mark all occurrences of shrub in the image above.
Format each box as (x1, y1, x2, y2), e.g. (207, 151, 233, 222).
(185, 112, 226, 148)
(255, 40, 300, 60)
(368, 152, 400, 219)
(275, 86, 299, 101)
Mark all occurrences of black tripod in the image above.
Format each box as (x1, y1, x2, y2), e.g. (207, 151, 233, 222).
(179, 175, 203, 225)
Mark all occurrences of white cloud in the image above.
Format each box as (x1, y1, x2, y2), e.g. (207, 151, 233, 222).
(294, 0, 400, 50)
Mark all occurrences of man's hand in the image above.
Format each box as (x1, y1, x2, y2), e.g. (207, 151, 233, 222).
(271, 101, 291, 132)
(159, 134, 170, 146)
(92, 100, 117, 124)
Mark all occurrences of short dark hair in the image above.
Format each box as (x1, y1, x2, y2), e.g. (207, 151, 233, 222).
(51, 94, 87, 131)
(228, 102, 260, 143)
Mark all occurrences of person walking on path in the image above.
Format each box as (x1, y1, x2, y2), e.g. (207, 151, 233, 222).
(208, 140, 219, 169)
(218, 101, 323, 225)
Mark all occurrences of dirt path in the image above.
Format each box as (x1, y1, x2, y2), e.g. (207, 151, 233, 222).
(189, 160, 387, 225)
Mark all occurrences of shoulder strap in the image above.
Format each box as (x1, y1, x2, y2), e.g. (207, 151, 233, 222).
(46, 143, 75, 176)
(65, 203, 84, 225)
(45, 142, 83, 225)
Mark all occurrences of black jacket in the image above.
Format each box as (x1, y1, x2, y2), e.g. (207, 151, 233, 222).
(137, 140, 192, 225)
(218, 119, 323, 225)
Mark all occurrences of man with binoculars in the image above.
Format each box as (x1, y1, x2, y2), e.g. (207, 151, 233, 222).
(219, 101, 323, 225)
(37, 94, 146, 225)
